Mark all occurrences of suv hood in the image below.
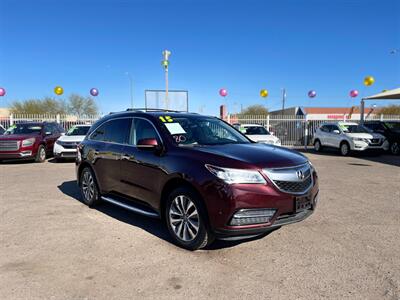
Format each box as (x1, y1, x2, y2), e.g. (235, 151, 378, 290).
(58, 135, 86, 142)
(0, 133, 39, 140)
(344, 132, 384, 139)
(191, 143, 307, 168)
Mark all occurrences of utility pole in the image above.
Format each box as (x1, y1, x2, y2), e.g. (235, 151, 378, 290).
(281, 88, 286, 114)
(125, 72, 134, 108)
(161, 50, 171, 109)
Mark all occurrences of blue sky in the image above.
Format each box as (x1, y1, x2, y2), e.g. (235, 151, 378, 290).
(0, 0, 399, 115)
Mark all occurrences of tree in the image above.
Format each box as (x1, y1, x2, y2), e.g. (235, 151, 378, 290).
(377, 105, 400, 115)
(68, 94, 98, 116)
(239, 105, 269, 116)
(8, 94, 99, 115)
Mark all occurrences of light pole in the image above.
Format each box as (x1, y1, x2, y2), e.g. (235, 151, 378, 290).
(161, 50, 171, 109)
(125, 72, 134, 108)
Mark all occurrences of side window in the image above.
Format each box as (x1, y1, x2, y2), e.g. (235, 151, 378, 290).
(43, 124, 52, 134)
(91, 123, 106, 141)
(104, 118, 131, 144)
(132, 118, 159, 145)
(320, 125, 329, 133)
(330, 125, 340, 133)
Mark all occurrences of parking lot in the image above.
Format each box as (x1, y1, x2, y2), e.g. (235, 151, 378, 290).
(0, 152, 399, 299)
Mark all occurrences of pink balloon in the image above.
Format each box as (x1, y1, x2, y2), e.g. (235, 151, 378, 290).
(0, 87, 5, 96)
(219, 88, 228, 97)
(350, 90, 359, 98)
(90, 88, 99, 96)
(308, 90, 317, 98)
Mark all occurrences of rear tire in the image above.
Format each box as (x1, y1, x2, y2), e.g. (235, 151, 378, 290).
(165, 187, 214, 250)
(390, 142, 399, 155)
(80, 167, 101, 207)
(340, 141, 350, 156)
(314, 140, 322, 152)
(35, 145, 46, 163)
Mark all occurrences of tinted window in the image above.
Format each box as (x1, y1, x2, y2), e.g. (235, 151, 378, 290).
(5, 124, 42, 135)
(132, 118, 159, 145)
(245, 126, 270, 135)
(320, 125, 329, 132)
(67, 126, 91, 136)
(90, 118, 131, 143)
(329, 125, 340, 132)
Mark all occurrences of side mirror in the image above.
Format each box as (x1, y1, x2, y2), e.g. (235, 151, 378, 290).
(333, 130, 340, 134)
(137, 138, 159, 150)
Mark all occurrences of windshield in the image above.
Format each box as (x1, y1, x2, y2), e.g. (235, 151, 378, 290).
(158, 116, 250, 146)
(339, 124, 370, 133)
(5, 124, 42, 135)
(384, 122, 400, 131)
(244, 126, 270, 135)
(67, 126, 90, 136)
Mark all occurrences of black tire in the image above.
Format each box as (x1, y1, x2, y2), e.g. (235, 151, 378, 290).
(80, 167, 101, 207)
(390, 142, 400, 155)
(165, 187, 214, 250)
(340, 141, 350, 156)
(314, 139, 323, 152)
(35, 145, 46, 163)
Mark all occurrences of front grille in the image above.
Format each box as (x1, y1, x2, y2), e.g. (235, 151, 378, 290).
(273, 175, 312, 194)
(369, 138, 382, 145)
(59, 142, 78, 149)
(0, 140, 20, 151)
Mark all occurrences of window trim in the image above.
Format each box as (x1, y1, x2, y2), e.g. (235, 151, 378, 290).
(88, 116, 163, 147)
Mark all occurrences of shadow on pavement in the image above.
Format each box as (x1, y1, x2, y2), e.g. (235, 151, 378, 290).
(57, 180, 273, 251)
(298, 148, 400, 167)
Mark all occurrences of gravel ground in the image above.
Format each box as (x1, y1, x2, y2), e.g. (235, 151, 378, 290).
(0, 152, 399, 300)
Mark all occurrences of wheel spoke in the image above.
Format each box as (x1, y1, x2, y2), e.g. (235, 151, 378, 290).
(169, 195, 200, 242)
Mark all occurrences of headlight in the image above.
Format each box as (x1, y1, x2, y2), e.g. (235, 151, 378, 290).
(22, 138, 35, 147)
(56, 140, 63, 145)
(205, 164, 266, 184)
(352, 137, 369, 142)
(275, 139, 281, 145)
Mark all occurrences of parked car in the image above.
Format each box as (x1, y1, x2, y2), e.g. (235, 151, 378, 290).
(0, 122, 64, 162)
(313, 122, 389, 156)
(76, 110, 319, 250)
(54, 124, 91, 161)
(240, 124, 281, 146)
(0, 124, 5, 135)
(364, 121, 400, 155)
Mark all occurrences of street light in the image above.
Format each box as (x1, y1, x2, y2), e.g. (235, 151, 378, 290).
(161, 50, 171, 109)
(125, 72, 134, 108)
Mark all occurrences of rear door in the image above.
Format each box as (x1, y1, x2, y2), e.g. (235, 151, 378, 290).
(318, 125, 330, 146)
(43, 123, 59, 154)
(89, 118, 131, 194)
(119, 117, 164, 209)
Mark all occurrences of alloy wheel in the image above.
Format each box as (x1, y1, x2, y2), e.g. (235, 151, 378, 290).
(82, 171, 95, 202)
(391, 142, 399, 155)
(39, 148, 46, 161)
(315, 141, 321, 151)
(168, 195, 200, 242)
(341, 143, 349, 156)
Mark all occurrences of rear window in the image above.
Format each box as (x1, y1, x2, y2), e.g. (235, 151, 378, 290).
(5, 124, 42, 135)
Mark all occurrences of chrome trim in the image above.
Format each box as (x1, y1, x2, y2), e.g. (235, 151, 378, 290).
(101, 196, 159, 218)
(271, 209, 314, 228)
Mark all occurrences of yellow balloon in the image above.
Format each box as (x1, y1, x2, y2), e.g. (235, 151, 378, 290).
(54, 86, 64, 95)
(364, 76, 375, 86)
(260, 89, 268, 98)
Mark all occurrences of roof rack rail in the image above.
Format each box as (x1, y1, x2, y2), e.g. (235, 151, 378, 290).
(125, 108, 185, 113)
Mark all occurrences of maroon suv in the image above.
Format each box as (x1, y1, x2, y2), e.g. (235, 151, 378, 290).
(76, 110, 319, 250)
(0, 122, 64, 162)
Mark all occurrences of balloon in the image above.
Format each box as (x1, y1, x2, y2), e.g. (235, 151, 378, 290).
(54, 86, 64, 95)
(308, 90, 317, 98)
(260, 89, 268, 98)
(350, 90, 359, 98)
(0, 87, 5, 96)
(219, 88, 228, 97)
(90, 88, 99, 96)
(364, 76, 375, 86)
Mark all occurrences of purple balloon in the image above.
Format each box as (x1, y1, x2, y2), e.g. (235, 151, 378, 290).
(350, 90, 359, 98)
(308, 90, 317, 98)
(90, 88, 99, 96)
(0, 87, 6, 97)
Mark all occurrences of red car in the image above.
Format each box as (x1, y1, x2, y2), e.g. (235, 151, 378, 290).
(76, 110, 319, 250)
(0, 122, 64, 162)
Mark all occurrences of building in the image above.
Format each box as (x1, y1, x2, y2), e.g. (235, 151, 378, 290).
(270, 106, 375, 120)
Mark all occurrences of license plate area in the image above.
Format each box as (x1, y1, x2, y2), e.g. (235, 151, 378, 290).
(295, 196, 312, 212)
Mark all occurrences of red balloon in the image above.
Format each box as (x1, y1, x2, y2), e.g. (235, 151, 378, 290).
(219, 88, 228, 97)
(350, 90, 359, 98)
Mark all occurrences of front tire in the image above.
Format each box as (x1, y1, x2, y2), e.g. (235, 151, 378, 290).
(340, 142, 350, 156)
(165, 187, 214, 250)
(314, 139, 322, 152)
(35, 145, 46, 163)
(390, 142, 400, 155)
(80, 167, 100, 207)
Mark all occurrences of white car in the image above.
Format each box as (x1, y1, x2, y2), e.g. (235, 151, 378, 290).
(240, 124, 281, 146)
(313, 122, 389, 156)
(53, 124, 91, 161)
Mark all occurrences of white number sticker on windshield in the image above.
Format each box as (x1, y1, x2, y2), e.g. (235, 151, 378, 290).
(165, 123, 186, 135)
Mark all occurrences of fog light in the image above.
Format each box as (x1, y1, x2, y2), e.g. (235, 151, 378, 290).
(230, 208, 277, 226)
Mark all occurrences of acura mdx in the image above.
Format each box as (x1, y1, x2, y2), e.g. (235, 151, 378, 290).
(76, 109, 319, 250)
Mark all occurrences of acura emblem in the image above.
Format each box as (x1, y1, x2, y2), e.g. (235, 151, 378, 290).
(296, 170, 305, 180)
